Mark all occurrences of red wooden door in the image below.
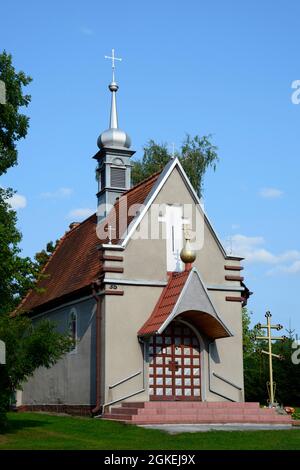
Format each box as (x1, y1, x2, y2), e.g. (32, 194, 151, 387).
(148, 322, 201, 400)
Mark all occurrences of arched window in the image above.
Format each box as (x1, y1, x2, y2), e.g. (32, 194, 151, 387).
(69, 309, 77, 352)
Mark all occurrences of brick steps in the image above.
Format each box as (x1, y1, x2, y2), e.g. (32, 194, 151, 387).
(102, 401, 292, 425)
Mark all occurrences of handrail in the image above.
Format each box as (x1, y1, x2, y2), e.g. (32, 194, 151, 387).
(212, 372, 242, 391)
(98, 342, 147, 416)
(208, 342, 238, 402)
(109, 370, 142, 390)
(100, 388, 145, 411)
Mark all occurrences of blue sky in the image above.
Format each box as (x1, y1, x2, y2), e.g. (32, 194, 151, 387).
(1, 0, 300, 333)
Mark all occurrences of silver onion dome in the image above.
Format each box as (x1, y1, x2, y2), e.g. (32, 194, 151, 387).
(98, 128, 131, 149)
(97, 80, 131, 149)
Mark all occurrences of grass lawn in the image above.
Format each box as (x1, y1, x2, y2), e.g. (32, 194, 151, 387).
(0, 412, 299, 450)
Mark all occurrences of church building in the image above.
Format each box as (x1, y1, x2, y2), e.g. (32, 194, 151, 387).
(16, 53, 252, 419)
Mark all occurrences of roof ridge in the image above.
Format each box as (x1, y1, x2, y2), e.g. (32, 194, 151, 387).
(64, 212, 96, 238)
(14, 230, 70, 315)
(60, 172, 161, 232)
(122, 170, 162, 197)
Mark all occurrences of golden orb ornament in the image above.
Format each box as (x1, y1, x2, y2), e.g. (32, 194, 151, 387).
(180, 239, 196, 264)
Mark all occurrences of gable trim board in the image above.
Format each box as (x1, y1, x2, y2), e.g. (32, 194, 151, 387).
(158, 268, 232, 338)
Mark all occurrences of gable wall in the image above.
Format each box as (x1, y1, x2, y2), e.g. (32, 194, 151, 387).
(120, 167, 238, 284)
(103, 166, 245, 403)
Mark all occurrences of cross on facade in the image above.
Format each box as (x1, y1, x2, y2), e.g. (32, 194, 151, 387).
(104, 48, 122, 82)
(168, 359, 179, 372)
(255, 311, 287, 406)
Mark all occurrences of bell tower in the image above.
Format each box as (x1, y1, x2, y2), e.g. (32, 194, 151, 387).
(93, 49, 135, 220)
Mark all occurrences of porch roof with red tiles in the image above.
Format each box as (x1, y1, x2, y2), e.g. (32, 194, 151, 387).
(138, 270, 190, 336)
(17, 171, 161, 314)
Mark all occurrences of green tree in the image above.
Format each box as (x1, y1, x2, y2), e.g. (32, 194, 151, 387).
(242, 308, 300, 405)
(0, 188, 38, 314)
(34, 240, 59, 271)
(242, 308, 269, 403)
(263, 337, 300, 405)
(0, 51, 35, 315)
(132, 135, 219, 198)
(0, 51, 31, 175)
(242, 307, 256, 355)
(0, 52, 72, 430)
(0, 315, 72, 430)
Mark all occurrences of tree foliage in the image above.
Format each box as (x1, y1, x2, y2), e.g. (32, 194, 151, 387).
(0, 51, 71, 431)
(34, 240, 59, 271)
(132, 135, 219, 198)
(0, 188, 38, 315)
(0, 51, 35, 315)
(243, 308, 300, 405)
(0, 51, 32, 175)
(0, 315, 72, 430)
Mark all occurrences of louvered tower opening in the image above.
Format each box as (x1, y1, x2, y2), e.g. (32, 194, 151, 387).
(100, 169, 106, 190)
(111, 167, 126, 188)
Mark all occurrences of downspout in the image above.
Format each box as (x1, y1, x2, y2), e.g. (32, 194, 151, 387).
(92, 283, 102, 415)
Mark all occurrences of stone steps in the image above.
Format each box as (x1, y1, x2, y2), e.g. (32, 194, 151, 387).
(102, 401, 293, 425)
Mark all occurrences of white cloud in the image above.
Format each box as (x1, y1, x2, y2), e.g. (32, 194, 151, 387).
(259, 187, 283, 199)
(227, 233, 300, 276)
(80, 26, 93, 36)
(267, 261, 300, 276)
(41, 187, 73, 199)
(67, 208, 93, 220)
(8, 193, 27, 210)
(228, 234, 300, 264)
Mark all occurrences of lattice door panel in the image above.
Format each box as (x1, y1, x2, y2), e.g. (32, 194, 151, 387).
(148, 322, 201, 400)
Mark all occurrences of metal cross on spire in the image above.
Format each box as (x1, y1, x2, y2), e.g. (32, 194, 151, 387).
(168, 142, 176, 159)
(104, 48, 122, 82)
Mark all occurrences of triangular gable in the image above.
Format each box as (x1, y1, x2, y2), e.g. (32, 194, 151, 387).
(119, 158, 242, 261)
(138, 267, 232, 340)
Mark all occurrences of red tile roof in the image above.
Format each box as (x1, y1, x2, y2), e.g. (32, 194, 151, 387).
(17, 171, 161, 314)
(138, 268, 231, 339)
(103, 170, 162, 242)
(138, 270, 190, 336)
